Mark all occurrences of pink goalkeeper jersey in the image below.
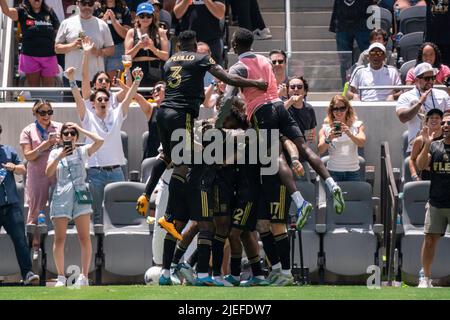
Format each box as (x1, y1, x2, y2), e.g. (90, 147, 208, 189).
(239, 53, 280, 121)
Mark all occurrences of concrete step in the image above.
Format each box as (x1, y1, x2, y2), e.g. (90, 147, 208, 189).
(291, 65, 342, 79)
(251, 39, 337, 52)
(307, 78, 343, 92)
(229, 26, 335, 40)
(258, 0, 334, 12)
(262, 11, 332, 27)
(307, 91, 341, 101)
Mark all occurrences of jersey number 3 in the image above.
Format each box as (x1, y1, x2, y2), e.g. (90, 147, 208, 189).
(168, 66, 182, 88)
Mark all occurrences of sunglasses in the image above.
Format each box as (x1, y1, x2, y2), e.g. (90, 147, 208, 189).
(96, 97, 110, 103)
(441, 121, 450, 126)
(369, 51, 384, 57)
(271, 59, 285, 65)
(97, 78, 111, 83)
(332, 106, 347, 113)
(419, 75, 436, 82)
(37, 109, 54, 116)
(62, 131, 77, 137)
(138, 13, 153, 19)
(80, 1, 95, 7)
(290, 84, 303, 90)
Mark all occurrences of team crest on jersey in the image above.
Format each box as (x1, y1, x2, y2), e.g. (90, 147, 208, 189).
(444, 153, 449, 162)
(209, 57, 216, 65)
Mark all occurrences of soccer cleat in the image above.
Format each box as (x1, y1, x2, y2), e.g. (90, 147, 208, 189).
(240, 277, 270, 287)
(272, 273, 294, 286)
(24, 271, 40, 285)
(267, 268, 281, 284)
(175, 262, 196, 285)
(332, 186, 345, 215)
(296, 201, 313, 230)
(170, 270, 182, 286)
(223, 275, 241, 287)
(195, 276, 225, 287)
(418, 279, 433, 288)
(158, 217, 183, 241)
(253, 28, 272, 40)
(136, 194, 149, 216)
(213, 276, 234, 287)
(159, 274, 173, 286)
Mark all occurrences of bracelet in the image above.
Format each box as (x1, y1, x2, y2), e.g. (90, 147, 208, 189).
(69, 80, 78, 89)
(291, 156, 299, 162)
(325, 137, 331, 145)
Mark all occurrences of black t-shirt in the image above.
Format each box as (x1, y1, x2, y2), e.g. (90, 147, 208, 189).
(428, 140, 450, 208)
(426, 0, 450, 44)
(17, 6, 60, 57)
(329, 0, 373, 33)
(162, 51, 216, 117)
(176, 0, 224, 42)
(94, 6, 132, 45)
(287, 101, 317, 135)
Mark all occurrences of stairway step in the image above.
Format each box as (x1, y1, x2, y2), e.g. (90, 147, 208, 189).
(290, 65, 342, 79)
(250, 39, 337, 52)
(258, 0, 334, 11)
(262, 11, 332, 27)
(229, 26, 335, 40)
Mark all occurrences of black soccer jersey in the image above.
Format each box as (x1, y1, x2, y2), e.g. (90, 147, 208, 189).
(162, 51, 216, 118)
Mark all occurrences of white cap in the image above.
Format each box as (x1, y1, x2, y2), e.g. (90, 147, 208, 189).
(368, 42, 386, 54)
(414, 62, 438, 78)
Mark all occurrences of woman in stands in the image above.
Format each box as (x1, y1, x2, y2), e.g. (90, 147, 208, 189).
(0, 0, 60, 87)
(19, 100, 62, 258)
(124, 2, 169, 94)
(409, 109, 443, 181)
(46, 123, 104, 287)
(318, 95, 366, 182)
(405, 42, 450, 85)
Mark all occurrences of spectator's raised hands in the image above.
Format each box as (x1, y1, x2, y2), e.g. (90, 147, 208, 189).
(132, 67, 144, 82)
(82, 37, 95, 52)
(64, 67, 76, 81)
(420, 125, 435, 145)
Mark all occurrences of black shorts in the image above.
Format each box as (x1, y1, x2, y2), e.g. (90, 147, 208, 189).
(258, 174, 291, 224)
(231, 165, 260, 231)
(188, 188, 213, 222)
(211, 166, 236, 217)
(156, 106, 194, 165)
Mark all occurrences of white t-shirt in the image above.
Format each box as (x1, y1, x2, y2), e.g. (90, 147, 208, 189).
(81, 104, 127, 167)
(55, 15, 114, 81)
(350, 65, 402, 102)
(324, 120, 363, 172)
(396, 87, 450, 152)
(48, 145, 89, 188)
(84, 91, 119, 112)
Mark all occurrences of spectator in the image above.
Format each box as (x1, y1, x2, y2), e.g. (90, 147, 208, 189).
(405, 42, 450, 85)
(125, 2, 169, 91)
(426, 0, 450, 66)
(55, 0, 115, 85)
(94, 0, 133, 79)
(0, 124, 40, 286)
(284, 76, 317, 145)
(151, 0, 172, 31)
(329, 0, 375, 85)
(348, 43, 402, 101)
(318, 95, 366, 182)
(65, 66, 142, 224)
(0, 0, 60, 87)
(45, 122, 104, 287)
(416, 112, 450, 288)
(19, 100, 62, 256)
(174, 0, 225, 65)
(356, 28, 394, 67)
(199, 77, 225, 120)
(229, 0, 272, 40)
(269, 49, 288, 99)
(197, 41, 215, 86)
(409, 108, 443, 181)
(394, 0, 426, 11)
(397, 62, 450, 154)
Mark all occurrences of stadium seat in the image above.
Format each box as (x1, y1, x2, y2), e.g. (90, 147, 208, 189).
(102, 182, 153, 280)
(140, 156, 160, 184)
(142, 131, 149, 158)
(379, 7, 393, 35)
(121, 131, 129, 178)
(398, 32, 424, 62)
(402, 156, 413, 184)
(400, 181, 450, 280)
(399, 59, 416, 84)
(399, 6, 426, 35)
(402, 130, 410, 158)
(322, 182, 381, 278)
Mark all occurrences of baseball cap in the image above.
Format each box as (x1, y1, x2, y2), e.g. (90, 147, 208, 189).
(137, 2, 154, 15)
(414, 62, 438, 78)
(368, 42, 386, 53)
(151, 0, 162, 8)
(426, 108, 444, 118)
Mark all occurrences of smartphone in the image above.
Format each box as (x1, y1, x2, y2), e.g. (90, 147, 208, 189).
(49, 132, 58, 140)
(78, 31, 86, 39)
(333, 121, 342, 136)
(63, 140, 73, 155)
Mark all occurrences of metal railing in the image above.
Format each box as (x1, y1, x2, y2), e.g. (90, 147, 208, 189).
(285, 0, 292, 59)
(358, 85, 448, 98)
(0, 0, 14, 100)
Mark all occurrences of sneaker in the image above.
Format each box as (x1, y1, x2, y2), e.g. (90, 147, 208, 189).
(159, 274, 173, 286)
(32, 249, 39, 261)
(170, 267, 182, 286)
(332, 186, 345, 215)
(24, 271, 40, 285)
(213, 276, 234, 287)
(418, 278, 433, 288)
(267, 268, 281, 284)
(240, 277, 270, 287)
(253, 28, 272, 40)
(195, 275, 225, 286)
(158, 217, 183, 241)
(296, 201, 313, 230)
(223, 275, 241, 287)
(175, 262, 196, 285)
(54, 275, 67, 287)
(75, 274, 89, 287)
(273, 273, 294, 286)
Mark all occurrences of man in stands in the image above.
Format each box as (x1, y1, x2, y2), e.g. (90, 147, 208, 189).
(348, 43, 402, 102)
(269, 49, 289, 99)
(396, 62, 450, 154)
(416, 111, 450, 288)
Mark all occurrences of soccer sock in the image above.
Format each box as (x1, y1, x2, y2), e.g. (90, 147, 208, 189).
(274, 232, 290, 271)
(260, 231, 280, 266)
(162, 234, 177, 271)
(172, 243, 188, 265)
(291, 191, 305, 209)
(325, 177, 338, 193)
(212, 234, 227, 276)
(249, 255, 264, 277)
(230, 254, 242, 277)
(144, 158, 167, 196)
(165, 173, 186, 222)
(187, 248, 198, 267)
(197, 231, 213, 274)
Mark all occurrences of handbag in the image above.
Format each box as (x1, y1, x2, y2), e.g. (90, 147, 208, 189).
(61, 149, 93, 205)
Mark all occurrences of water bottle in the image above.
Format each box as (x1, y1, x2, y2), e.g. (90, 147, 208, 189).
(37, 210, 46, 225)
(419, 268, 425, 282)
(396, 214, 401, 225)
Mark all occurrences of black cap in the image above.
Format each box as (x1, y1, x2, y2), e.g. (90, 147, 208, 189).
(426, 108, 444, 118)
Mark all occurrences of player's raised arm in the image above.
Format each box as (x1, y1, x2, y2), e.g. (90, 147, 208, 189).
(209, 65, 268, 91)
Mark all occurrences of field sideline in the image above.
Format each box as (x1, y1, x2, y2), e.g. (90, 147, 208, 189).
(0, 285, 450, 300)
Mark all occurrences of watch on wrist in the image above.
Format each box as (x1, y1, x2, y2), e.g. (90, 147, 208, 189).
(325, 137, 331, 145)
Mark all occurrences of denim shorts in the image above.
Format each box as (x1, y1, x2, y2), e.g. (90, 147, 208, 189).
(105, 42, 125, 72)
(50, 191, 92, 221)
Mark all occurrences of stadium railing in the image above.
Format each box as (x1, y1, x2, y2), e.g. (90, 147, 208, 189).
(358, 85, 449, 100)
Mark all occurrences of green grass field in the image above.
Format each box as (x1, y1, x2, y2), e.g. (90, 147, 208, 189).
(1, 285, 450, 300)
